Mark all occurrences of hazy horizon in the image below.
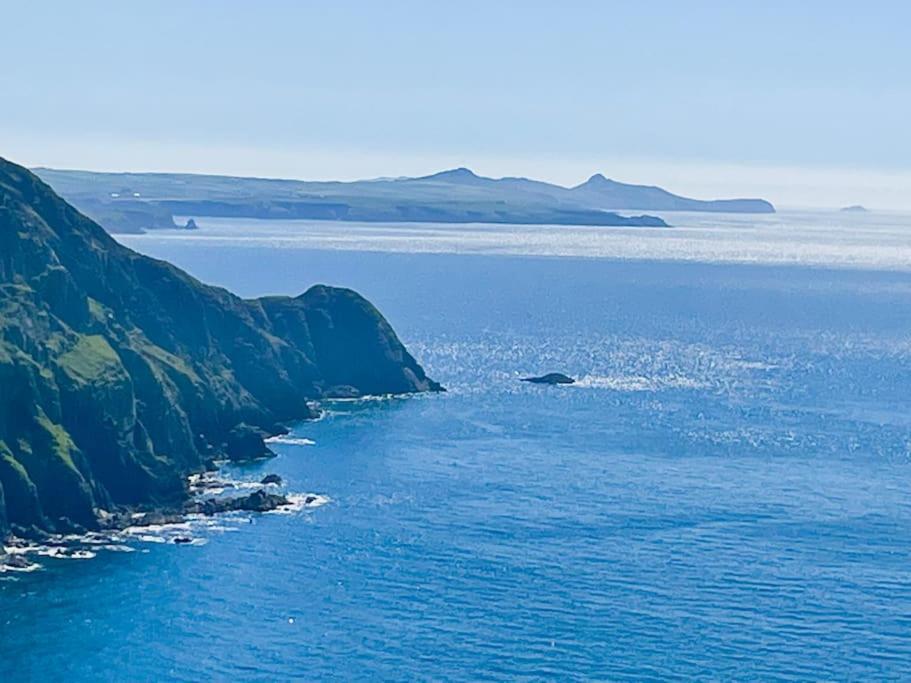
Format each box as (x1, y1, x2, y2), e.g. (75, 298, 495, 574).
(4, 1, 910, 209)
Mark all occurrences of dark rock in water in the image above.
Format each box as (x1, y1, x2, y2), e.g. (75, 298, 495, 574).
(520, 373, 576, 385)
(183, 218, 198, 230)
(323, 384, 361, 399)
(3, 554, 34, 570)
(173, 536, 193, 544)
(304, 495, 318, 505)
(224, 424, 274, 462)
(185, 489, 289, 516)
(131, 511, 186, 528)
(240, 490, 288, 512)
(260, 474, 283, 486)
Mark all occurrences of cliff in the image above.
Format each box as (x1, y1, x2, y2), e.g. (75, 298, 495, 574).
(0, 157, 440, 538)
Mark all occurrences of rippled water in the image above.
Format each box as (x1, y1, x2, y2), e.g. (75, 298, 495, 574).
(3, 215, 911, 679)
(157, 209, 911, 270)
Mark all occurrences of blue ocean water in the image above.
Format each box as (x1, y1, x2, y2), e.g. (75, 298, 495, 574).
(3, 219, 911, 680)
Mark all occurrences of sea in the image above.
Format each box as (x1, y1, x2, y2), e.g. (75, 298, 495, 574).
(3, 209, 911, 680)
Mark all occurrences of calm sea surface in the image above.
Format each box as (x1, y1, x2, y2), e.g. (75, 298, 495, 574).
(3, 212, 911, 680)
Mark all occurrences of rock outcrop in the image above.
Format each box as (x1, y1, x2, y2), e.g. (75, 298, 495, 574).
(185, 489, 289, 515)
(520, 373, 576, 385)
(0, 157, 441, 538)
(224, 424, 275, 462)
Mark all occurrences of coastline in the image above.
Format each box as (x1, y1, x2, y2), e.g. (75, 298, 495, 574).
(1, 466, 329, 575)
(0, 391, 435, 576)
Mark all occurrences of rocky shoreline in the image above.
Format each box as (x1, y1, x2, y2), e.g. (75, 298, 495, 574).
(1, 468, 327, 575)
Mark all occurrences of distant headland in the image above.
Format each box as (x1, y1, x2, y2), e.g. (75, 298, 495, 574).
(33, 166, 776, 235)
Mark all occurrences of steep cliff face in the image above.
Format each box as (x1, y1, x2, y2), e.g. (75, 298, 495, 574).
(0, 157, 440, 537)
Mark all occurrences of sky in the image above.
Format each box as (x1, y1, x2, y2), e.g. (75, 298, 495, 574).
(2, 1, 910, 208)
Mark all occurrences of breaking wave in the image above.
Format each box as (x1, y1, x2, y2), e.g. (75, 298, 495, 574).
(265, 436, 316, 446)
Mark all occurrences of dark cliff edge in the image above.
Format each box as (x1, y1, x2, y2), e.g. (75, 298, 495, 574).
(0, 157, 441, 540)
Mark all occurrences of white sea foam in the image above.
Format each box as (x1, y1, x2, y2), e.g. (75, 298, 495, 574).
(38, 547, 97, 560)
(128, 533, 168, 544)
(203, 524, 240, 533)
(0, 557, 42, 573)
(270, 493, 330, 514)
(265, 435, 316, 446)
(3, 543, 41, 555)
(326, 393, 404, 404)
(3, 473, 330, 573)
(99, 544, 136, 553)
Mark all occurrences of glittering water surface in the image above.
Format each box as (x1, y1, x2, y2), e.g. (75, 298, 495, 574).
(3, 214, 911, 680)
(158, 209, 911, 270)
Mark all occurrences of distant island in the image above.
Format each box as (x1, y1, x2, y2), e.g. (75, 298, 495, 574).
(0, 156, 440, 547)
(840, 205, 870, 213)
(33, 166, 775, 235)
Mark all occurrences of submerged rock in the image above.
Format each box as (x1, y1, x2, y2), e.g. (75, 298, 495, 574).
(520, 373, 576, 385)
(260, 474, 283, 486)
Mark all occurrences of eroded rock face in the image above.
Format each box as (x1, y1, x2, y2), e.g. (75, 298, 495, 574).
(0, 157, 441, 537)
(224, 424, 274, 462)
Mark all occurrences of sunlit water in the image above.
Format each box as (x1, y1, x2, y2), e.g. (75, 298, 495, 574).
(159, 209, 911, 270)
(3, 212, 911, 679)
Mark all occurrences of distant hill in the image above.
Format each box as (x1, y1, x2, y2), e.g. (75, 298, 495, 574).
(569, 173, 774, 213)
(840, 205, 870, 213)
(33, 166, 775, 234)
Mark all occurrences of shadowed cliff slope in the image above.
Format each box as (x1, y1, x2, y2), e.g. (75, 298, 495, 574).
(0, 157, 440, 537)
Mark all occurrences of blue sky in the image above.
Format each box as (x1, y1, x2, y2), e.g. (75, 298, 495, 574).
(3, 1, 910, 207)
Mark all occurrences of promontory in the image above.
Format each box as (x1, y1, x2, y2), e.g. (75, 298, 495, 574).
(0, 157, 440, 540)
